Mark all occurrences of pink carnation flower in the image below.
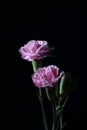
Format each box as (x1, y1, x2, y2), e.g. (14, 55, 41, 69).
(19, 40, 52, 61)
(32, 65, 64, 88)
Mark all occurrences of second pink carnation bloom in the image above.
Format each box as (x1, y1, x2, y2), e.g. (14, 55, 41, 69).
(32, 65, 64, 88)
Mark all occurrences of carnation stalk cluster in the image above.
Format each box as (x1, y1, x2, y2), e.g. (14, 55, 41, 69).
(19, 40, 76, 130)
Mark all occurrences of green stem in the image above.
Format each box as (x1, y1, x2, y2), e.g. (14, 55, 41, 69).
(39, 88, 42, 97)
(32, 60, 42, 72)
(38, 88, 48, 130)
(60, 111, 62, 130)
(31, 60, 48, 130)
(56, 117, 60, 130)
(32, 60, 48, 130)
(52, 104, 56, 130)
(59, 97, 62, 130)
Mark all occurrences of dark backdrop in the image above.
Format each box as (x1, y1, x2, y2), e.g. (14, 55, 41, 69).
(1, 2, 87, 130)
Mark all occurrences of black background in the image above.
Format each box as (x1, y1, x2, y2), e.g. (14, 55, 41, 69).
(1, 1, 87, 129)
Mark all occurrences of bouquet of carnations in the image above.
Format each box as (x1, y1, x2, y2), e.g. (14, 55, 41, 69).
(19, 40, 76, 130)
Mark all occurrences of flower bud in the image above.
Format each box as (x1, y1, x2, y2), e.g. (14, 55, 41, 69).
(59, 73, 77, 97)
